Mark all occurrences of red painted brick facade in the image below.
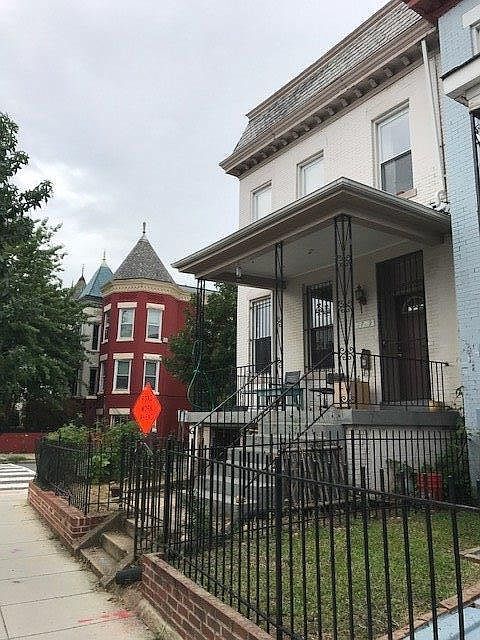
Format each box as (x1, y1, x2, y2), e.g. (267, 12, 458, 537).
(141, 554, 272, 640)
(28, 483, 109, 548)
(98, 288, 190, 437)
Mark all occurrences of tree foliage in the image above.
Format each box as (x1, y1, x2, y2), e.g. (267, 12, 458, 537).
(165, 283, 237, 406)
(0, 113, 85, 426)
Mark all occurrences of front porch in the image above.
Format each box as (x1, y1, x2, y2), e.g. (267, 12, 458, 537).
(174, 178, 460, 440)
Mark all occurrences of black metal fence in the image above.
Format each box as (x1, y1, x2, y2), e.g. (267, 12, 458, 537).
(161, 439, 479, 640)
(35, 437, 124, 515)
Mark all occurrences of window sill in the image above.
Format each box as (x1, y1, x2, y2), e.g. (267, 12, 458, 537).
(112, 389, 130, 394)
(398, 187, 417, 200)
(145, 338, 162, 343)
(117, 337, 134, 342)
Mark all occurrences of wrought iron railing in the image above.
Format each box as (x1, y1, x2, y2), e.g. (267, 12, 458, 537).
(160, 434, 474, 640)
(193, 351, 450, 452)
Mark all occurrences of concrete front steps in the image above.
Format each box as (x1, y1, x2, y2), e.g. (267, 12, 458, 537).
(77, 516, 136, 587)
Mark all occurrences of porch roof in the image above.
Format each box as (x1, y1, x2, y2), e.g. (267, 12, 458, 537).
(173, 177, 451, 288)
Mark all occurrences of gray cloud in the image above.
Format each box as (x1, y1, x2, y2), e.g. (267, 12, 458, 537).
(0, 0, 385, 286)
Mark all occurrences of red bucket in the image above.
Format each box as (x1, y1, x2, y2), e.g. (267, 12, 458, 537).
(417, 472, 443, 500)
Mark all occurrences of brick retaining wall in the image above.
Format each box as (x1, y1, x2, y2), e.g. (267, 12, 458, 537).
(141, 554, 272, 640)
(28, 483, 108, 548)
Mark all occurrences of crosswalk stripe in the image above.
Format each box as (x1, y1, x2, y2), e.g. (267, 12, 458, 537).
(0, 463, 35, 490)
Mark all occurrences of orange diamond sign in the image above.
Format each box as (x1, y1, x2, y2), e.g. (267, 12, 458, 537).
(133, 384, 162, 434)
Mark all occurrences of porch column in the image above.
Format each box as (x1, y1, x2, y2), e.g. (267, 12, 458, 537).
(273, 242, 284, 383)
(189, 278, 207, 409)
(334, 215, 357, 407)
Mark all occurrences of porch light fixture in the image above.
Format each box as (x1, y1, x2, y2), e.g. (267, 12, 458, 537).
(355, 285, 367, 313)
(235, 265, 242, 279)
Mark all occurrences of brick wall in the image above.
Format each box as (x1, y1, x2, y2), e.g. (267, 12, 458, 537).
(141, 554, 272, 640)
(439, 0, 480, 479)
(0, 432, 43, 453)
(28, 483, 108, 548)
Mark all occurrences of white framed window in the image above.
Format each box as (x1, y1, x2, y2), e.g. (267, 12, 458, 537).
(102, 310, 110, 342)
(117, 308, 135, 340)
(143, 360, 160, 391)
(252, 183, 272, 221)
(98, 361, 105, 394)
(472, 22, 480, 53)
(113, 359, 132, 392)
(146, 306, 163, 341)
(376, 106, 413, 196)
(463, 6, 480, 53)
(298, 153, 324, 197)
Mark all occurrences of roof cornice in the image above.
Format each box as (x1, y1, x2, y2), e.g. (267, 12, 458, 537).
(102, 278, 190, 302)
(220, 20, 436, 177)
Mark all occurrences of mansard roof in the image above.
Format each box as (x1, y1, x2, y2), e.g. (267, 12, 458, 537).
(113, 234, 174, 284)
(79, 261, 113, 300)
(221, 0, 433, 175)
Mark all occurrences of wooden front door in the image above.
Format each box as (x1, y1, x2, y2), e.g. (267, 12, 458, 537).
(377, 251, 430, 403)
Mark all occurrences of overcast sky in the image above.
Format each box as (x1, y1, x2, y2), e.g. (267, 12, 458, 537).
(1, 0, 385, 287)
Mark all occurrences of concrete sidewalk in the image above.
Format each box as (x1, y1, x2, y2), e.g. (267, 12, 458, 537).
(0, 490, 154, 639)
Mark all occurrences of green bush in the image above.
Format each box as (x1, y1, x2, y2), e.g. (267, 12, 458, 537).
(45, 422, 89, 445)
(44, 421, 143, 484)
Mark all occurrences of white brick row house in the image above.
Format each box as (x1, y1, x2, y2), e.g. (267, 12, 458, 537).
(174, 0, 463, 443)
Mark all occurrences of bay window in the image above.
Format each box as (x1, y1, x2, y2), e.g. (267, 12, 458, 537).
(118, 308, 135, 340)
(146, 306, 163, 341)
(113, 359, 131, 392)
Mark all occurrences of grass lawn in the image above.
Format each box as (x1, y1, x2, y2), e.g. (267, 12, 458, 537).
(188, 511, 480, 639)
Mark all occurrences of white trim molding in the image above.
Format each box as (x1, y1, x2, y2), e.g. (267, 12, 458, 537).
(103, 303, 111, 312)
(117, 301, 138, 308)
(99, 354, 108, 362)
(108, 407, 130, 415)
(143, 353, 162, 360)
(113, 352, 134, 360)
(146, 302, 165, 310)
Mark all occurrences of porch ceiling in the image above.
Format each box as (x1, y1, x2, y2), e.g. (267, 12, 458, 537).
(173, 177, 451, 288)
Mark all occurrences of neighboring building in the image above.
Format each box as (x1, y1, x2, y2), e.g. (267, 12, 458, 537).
(405, 0, 480, 477)
(174, 0, 464, 443)
(75, 230, 192, 436)
(97, 230, 191, 435)
(73, 258, 114, 422)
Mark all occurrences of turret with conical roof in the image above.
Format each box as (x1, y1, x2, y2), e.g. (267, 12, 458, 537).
(113, 224, 174, 284)
(79, 254, 114, 301)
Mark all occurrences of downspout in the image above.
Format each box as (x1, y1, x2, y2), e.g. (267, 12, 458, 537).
(421, 38, 448, 198)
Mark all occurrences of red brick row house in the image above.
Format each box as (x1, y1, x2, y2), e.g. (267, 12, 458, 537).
(75, 229, 192, 436)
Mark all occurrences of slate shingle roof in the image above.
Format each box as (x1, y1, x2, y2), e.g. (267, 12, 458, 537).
(113, 235, 174, 284)
(232, 1, 425, 154)
(79, 262, 113, 300)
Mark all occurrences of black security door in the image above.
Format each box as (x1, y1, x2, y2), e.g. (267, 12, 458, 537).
(377, 251, 430, 403)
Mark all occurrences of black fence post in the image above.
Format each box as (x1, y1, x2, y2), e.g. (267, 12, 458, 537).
(118, 434, 127, 511)
(83, 435, 93, 516)
(274, 455, 284, 640)
(163, 439, 173, 556)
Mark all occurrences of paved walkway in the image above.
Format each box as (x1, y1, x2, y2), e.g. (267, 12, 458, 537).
(0, 490, 154, 639)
